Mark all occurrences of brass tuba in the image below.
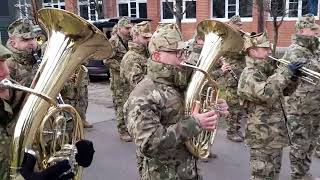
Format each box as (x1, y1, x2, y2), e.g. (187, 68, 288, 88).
(7, 8, 112, 179)
(182, 20, 244, 159)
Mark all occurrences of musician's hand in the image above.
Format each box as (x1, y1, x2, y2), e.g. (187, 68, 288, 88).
(287, 61, 304, 76)
(69, 74, 77, 82)
(0, 88, 10, 100)
(221, 62, 231, 73)
(216, 99, 229, 116)
(20, 152, 74, 180)
(75, 140, 95, 167)
(193, 102, 218, 131)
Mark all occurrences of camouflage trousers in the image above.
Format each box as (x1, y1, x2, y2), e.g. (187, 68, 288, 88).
(110, 69, 127, 134)
(0, 132, 11, 180)
(140, 158, 202, 180)
(287, 113, 320, 179)
(63, 85, 88, 122)
(224, 88, 245, 135)
(250, 147, 283, 180)
(316, 137, 320, 156)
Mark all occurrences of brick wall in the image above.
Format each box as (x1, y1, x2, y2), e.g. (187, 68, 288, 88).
(65, 0, 78, 14)
(100, 0, 320, 47)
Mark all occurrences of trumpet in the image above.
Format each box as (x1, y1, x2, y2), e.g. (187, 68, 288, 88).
(268, 56, 320, 85)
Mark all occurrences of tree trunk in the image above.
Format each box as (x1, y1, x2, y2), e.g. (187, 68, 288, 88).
(31, 0, 42, 24)
(272, 20, 279, 56)
(175, 0, 183, 31)
(256, 0, 265, 33)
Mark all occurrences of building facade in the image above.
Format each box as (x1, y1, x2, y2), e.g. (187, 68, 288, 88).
(7, 0, 320, 47)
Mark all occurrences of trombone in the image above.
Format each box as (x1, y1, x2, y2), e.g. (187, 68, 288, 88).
(268, 56, 320, 85)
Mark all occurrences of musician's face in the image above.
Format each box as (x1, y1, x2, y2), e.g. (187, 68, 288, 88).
(248, 47, 272, 59)
(118, 26, 132, 38)
(298, 28, 319, 37)
(10, 36, 37, 53)
(0, 60, 9, 81)
(152, 49, 186, 66)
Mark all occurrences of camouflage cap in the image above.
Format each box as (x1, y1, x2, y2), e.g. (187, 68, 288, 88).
(295, 14, 320, 30)
(243, 32, 271, 51)
(156, 22, 171, 30)
(117, 17, 132, 28)
(149, 24, 186, 54)
(0, 44, 12, 61)
(229, 15, 242, 25)
(8, 18, 36, 39)
(132, 21, 152, 37)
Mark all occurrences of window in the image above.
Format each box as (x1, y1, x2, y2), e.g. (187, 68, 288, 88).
(270, 0, 318, 18)
(161, 0, 197, 21)
(0, 0, 9, 16)
(42, 0, 65, 10)
(78, 0, 103, 21)
(212, 0, 252, 19)
(15, 0, 32, 18)
(118, 0, 147, 18)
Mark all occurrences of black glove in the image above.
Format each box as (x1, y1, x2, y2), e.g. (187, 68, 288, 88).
(287, 61, 305, 76)
(75, 139, 95, 167)
(20, 152, 74, 180)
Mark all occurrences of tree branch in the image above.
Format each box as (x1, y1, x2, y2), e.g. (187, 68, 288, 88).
(165, 0, 177, 16)
(182, 0, 194, 15)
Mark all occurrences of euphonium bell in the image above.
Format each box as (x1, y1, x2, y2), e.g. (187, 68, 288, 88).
(183, 20, 244, 159)
(9, 8, 112, 179)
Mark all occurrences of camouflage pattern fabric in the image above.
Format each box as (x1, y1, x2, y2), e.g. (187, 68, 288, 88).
(120, 41, 148, 101)
(0, 44, 12, 59)
(283, 34, 320, 179)
(0, 88, 24, 180)
(295, 14, 320, 30)
(7, 18, 36, 39)
(229, 15, 242, 25)
(237, 55, 294, 179)
(104, 33, 128, 134)
(315, 138, 320, 157)
(5, 42, 37, 87)
(60, 66, 90, 122)
(250, 148, 282, 180)
(124, 60, 202, 180)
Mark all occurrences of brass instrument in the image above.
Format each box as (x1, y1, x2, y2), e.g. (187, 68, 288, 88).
(182, 20, 244, 159)
(6, 8, 112, 179)
(268, 56, 320, 85)
(73, 65, 88, 88)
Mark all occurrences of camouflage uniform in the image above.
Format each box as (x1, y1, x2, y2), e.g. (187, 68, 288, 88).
(6, 19, 37, 87)
(0, 44, 24, 180)
(237, 33, 293, 180)
(104, 17, 132, 137)
(60, 64, 91, 128)
(120, 21, 152, 176)
(283, 14, 320, 179)
(120, 21, 152, 102)
(124, 24, 203, 180)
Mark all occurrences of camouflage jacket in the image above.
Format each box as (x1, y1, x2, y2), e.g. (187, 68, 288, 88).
(104, 33, 128, 72)
(283, 35, 320, 115)
(120, 42, 148, 93)
(6, 43, 37, 87)
(124, 60, 202, 180)
(237, 57, 293, 148)
(0, 88, 24, 180)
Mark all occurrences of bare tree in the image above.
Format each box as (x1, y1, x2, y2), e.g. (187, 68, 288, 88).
(164, 0, 195, 30)
(257, 0, 314, 55)
(254, 0, 265, 33)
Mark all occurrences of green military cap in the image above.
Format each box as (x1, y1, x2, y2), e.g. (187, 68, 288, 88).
(295, 14, 320, 30)
(132, 21, 152, 37)
(243, 32, 271, 51)
(0, 44, 12, 61)
(8, 18, 36, 39)
(117, 17, 132, 28)
(229, 15, 242, 25)
(149, 24, 186, 54)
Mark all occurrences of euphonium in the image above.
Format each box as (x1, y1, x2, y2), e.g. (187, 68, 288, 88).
(182, 20, 244, 159)
(8, 8, 112, 179)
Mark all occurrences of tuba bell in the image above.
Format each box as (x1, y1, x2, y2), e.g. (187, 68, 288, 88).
(7, 8, 112, 179)
(182, 20, 244, 159)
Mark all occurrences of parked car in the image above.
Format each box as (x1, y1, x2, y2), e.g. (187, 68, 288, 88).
(86, 17, 152, 80)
